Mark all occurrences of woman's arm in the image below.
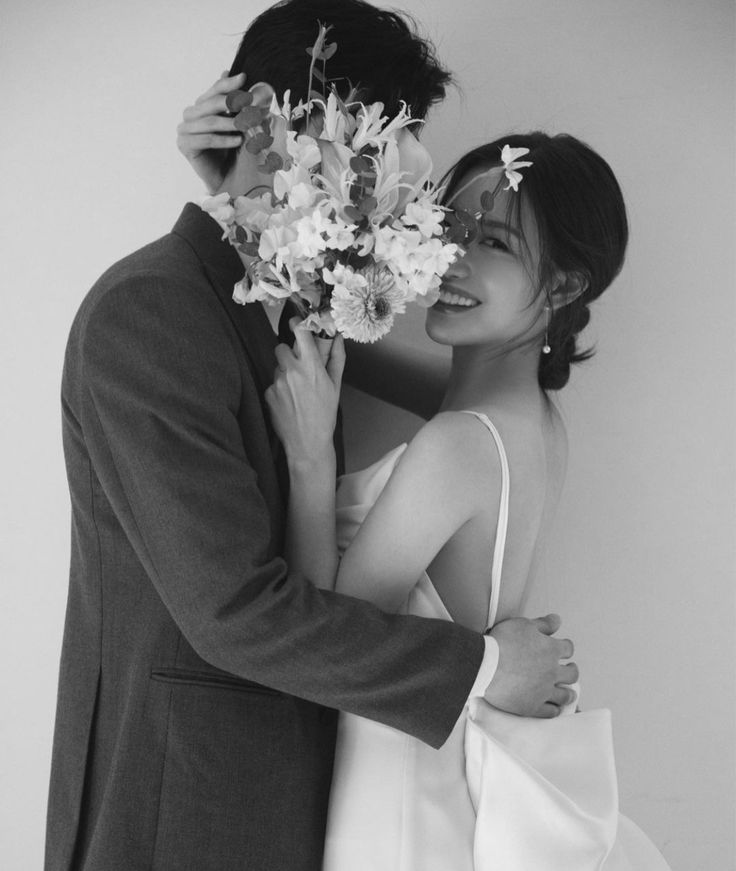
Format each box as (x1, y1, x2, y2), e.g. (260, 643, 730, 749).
(265, 327, 346, 589)
(336, 412, 493, 611)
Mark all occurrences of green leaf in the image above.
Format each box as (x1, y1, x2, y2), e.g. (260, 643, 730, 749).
(359, 195, 378, 215)
(225, 90, 253, 113)
(236, 105, 268, 129)
(321, 42, 337, 60)
(239, 240, 259, 257)
(480, 190, 495, 211)
(245, 132, 274, 154)
(350, 155, 372, 174)
(263, 151, 284, 173)
(344, 205, 362, 222)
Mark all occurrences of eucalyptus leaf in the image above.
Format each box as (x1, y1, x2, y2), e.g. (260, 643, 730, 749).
(246, 132, 274, 154)
(359, 195, 378, 215)
(264, 152, 284, 173)
(237, 105, 268, 128)
(225, 90, 253, 113)
(239, 241, 259, 257)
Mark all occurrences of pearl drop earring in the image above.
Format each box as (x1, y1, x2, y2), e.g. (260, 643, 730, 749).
(542, 306, 551, 354)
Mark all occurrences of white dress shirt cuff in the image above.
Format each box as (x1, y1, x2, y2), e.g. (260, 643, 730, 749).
(466, 634, 500, 703)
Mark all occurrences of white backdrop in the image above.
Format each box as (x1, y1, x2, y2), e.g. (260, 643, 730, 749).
(1, 1, 734, 868)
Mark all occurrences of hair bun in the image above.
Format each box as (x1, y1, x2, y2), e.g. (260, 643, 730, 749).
(538, 300, 592, 391)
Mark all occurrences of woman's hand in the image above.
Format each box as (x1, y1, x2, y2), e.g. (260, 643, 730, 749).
(176, 72, 246, 193)
(265, 322, 346, 467)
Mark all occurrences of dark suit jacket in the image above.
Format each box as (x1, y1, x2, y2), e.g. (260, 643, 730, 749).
(45, 204, 484, 871)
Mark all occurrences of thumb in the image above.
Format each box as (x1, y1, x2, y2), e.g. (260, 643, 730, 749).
(532, 613, 561, 635)
(326, 333, 346, 387)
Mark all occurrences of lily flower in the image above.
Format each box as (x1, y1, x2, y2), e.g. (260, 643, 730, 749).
(501, 145, 533, 191)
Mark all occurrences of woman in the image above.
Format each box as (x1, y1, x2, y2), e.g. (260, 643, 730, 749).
(178, 91, 671, 868)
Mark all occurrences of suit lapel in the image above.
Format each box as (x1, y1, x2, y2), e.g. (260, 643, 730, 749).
(171, 203, 278, 393)
(170, 203, 344, 484)
(171, 204, 290, 497)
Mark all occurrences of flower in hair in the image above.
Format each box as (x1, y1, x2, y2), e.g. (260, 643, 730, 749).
(500, 145, 533, 191)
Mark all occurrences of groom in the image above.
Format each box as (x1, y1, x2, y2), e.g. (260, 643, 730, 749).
(46, 1, 577, 869)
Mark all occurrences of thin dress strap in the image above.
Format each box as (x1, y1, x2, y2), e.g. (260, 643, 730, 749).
(458, 410, 510, 630)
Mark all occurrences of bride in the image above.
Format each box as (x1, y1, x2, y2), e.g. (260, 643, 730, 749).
(177, 88, 671, 869)
(262, 133, 672, 869)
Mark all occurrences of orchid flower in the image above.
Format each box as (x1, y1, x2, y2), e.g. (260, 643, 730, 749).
(501, 145, 533, 191)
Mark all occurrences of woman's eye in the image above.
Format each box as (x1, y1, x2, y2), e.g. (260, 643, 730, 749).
(482, 236, 509, 252)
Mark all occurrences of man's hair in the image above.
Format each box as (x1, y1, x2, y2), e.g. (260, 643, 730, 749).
(222, 0, 452, 173)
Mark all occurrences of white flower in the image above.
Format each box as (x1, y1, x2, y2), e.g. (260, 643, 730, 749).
(370, 129, 434, 220)
(286, 132, 321, 169)
(501, 145, 533, 191)
(294, 211, 330, 260)
(285, 181, 321, 211)
(233, 193, 276, 234)
(373, 225, 422, 269)
(201, 192, 235, 225)
(273, 162, 313, 201)
(323, 262, 367, 292)
(351, 101, 415, 151)
(401, 198, 444, 238)
(301, 309, 338, 337)
(258, 223, 299, 271)
(329, 265, 407, 343)
(316, 140, 355, 206)
(309, 92, 353, 143)
(350, 102, 387, 151)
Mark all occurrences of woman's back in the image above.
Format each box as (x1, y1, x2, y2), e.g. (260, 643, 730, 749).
(425, 398, 568, 632)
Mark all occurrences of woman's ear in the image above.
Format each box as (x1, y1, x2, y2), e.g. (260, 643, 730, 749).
(248, 81, 276, 107)
(550, 271, 588, 310)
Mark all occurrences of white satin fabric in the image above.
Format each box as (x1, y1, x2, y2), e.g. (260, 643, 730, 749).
(323, 419, 671, 871)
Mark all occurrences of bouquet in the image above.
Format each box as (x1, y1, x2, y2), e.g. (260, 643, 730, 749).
(201, 24, 461, 343)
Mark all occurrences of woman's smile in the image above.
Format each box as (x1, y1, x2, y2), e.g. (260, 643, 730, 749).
(433, 285, 481, 313)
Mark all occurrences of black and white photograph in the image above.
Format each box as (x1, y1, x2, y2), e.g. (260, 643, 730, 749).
(2, 1, 734, 869)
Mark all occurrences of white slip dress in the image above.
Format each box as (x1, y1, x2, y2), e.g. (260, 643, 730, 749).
(323, 411, 672, 871)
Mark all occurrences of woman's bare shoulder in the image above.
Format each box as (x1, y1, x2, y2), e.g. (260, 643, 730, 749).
(400, 410, 504, 498)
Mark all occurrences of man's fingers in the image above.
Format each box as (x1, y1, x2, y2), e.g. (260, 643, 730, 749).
(532, 613, 561, 635)
(538, 702, 562, 719)
(176, 132, 243, 153)
(556, 638, 574, 660)
(548, 685, 574, 708)
(178, 115, 240, 136)
(557, 661, 579, 684)
(194, 72, 246, 105)
(183, 96, 238, 124)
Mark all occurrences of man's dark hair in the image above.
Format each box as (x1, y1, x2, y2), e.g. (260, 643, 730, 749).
(223, 0, 452, 173)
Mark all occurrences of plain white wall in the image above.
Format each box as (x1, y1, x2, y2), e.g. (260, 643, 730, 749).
(1, 0, 733, 868)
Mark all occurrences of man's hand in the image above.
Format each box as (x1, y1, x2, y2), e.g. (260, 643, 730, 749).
(484, 614, 578, 718)
(176, 72, 246, 193)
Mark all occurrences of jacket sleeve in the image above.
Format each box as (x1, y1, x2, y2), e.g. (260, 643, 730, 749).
(73, 271, 484, 748)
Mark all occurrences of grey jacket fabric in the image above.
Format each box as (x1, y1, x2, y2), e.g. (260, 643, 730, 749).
(45, 203, 484, 871)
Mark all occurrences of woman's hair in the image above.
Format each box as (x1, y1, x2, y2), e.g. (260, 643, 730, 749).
(223, 0, 452, 174)
(440, 133, 628, 390)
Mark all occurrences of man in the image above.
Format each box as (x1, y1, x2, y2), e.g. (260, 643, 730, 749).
(47, 1, 576, 869)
